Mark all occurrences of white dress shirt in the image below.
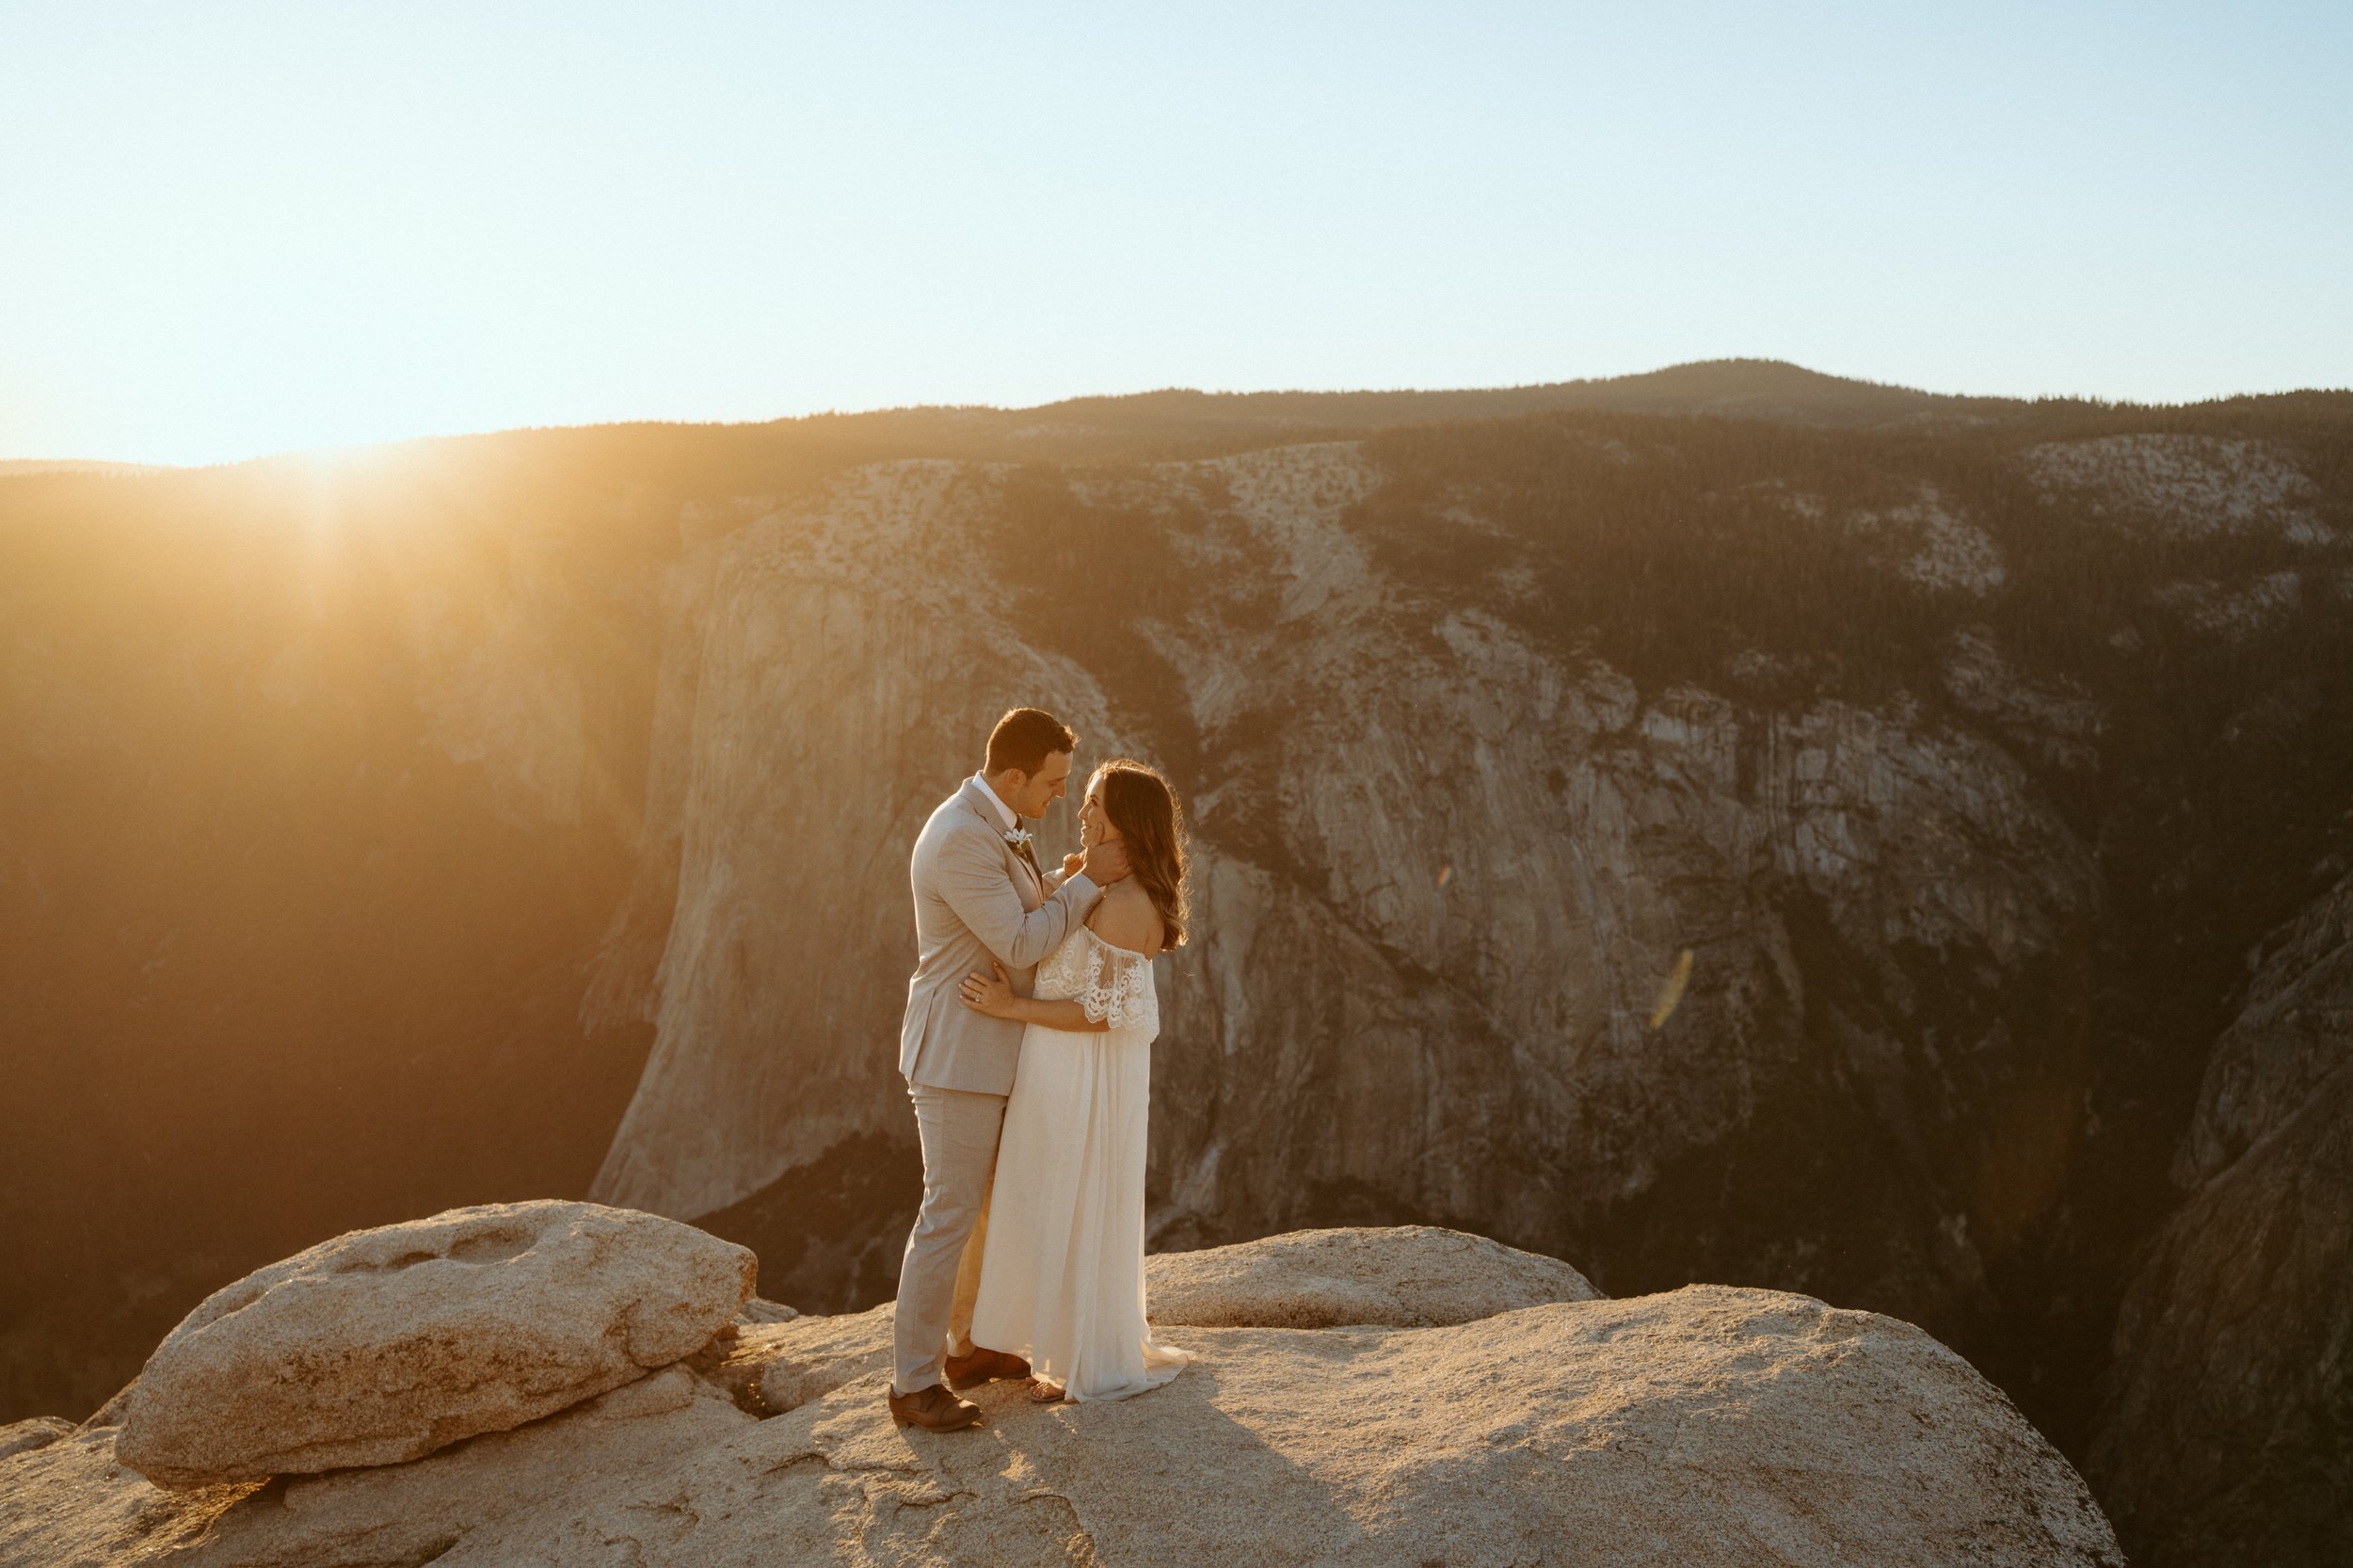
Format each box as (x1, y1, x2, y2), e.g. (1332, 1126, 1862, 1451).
(972, 772, 1020, 833)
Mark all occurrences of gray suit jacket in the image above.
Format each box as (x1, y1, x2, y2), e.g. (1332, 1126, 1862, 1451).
(900, 777, 1101, 1095)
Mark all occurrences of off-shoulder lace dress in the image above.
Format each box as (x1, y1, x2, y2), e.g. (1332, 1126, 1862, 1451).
(1032, 920, 1161, 1033)
(968, 922, 1189, 1400)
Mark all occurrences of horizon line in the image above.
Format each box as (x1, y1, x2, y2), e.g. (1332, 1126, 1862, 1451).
(7, 357, 2349, 473)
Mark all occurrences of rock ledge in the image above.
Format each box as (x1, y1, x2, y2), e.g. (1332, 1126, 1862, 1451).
(2, 1224, 2121, 1567)
(113, 1200, 755, 1488)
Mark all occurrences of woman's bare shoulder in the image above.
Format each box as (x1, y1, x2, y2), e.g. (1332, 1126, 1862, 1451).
(1090, 881, 1165, 955)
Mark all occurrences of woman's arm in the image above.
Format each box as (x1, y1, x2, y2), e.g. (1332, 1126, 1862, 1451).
(957, 961, 1111, 1032)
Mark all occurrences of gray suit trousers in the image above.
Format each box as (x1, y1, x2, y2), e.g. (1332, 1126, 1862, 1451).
(892, 1082, 1007, 1393)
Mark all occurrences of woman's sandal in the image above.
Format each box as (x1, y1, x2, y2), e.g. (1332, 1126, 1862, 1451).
(1026, 1379, 1066, 1403)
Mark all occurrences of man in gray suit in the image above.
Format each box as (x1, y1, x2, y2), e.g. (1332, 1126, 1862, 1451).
(887, 707, 1128, 1430)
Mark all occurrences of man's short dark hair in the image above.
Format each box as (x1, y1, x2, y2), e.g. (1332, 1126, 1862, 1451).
(985, 708, 1079, 776)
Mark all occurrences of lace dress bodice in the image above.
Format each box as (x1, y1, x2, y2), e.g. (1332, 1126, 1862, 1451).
(1032, 924, 1160, 1036)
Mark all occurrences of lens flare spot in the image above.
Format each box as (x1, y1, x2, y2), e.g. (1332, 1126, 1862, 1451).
(1649, 949, 1694, 1030)
(1435, 864, 1453, 888)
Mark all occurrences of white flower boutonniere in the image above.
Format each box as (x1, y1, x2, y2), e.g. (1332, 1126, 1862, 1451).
(1002, 826, 1034, 853)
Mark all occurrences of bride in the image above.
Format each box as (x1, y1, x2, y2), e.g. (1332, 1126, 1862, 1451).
(955, 760, 1193, 1402)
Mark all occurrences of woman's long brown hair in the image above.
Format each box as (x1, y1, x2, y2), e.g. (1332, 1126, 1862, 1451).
(1092, 760, 1188, 948)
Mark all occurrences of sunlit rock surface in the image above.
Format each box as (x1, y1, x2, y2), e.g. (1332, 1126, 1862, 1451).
(586, 462, 1142, 1224)
(1144, 1224, 1602, 1329)
(2022, 434, 2329, 542)
(0, 1226, 2120, 1568)
(0, 1419, 72, 1463)
(115, 1202, 753, 1489)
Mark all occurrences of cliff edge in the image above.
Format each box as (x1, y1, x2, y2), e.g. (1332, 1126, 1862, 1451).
(0, 1217, 2119, 1567)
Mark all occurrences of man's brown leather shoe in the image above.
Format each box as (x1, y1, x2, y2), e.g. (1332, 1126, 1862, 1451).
(887, 1383, 983, 1431)
(944, 1345, 1032, 1389)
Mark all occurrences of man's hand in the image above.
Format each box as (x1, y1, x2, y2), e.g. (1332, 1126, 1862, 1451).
(1082, 840, 1131, 884)
(1062, 852, 1087, 881)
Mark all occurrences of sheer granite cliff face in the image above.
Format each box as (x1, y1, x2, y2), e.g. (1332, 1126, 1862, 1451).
(589, 445, 2101, 1358)
(2090, 871, 2353, 1567)
(580, 465, 1143, 1253)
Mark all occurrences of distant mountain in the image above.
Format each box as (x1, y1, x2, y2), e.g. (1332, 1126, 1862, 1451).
(804, 358, 2026, 457)
(972, 357, 2025, 440)
(4, 368, 2349, 1567)
(0, 358, 2015, 480)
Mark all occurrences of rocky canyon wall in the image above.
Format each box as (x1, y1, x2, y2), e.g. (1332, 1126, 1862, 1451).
(591, 441, 2114, 1347)
(2091, 869, 2353, 1565)
(6, 377, 2350, 1566)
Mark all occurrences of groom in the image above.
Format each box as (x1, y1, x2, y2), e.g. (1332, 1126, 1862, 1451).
(888, 707, 1128, 1431)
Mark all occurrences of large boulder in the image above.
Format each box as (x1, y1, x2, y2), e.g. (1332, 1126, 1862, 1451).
(113, 1201, 754, 1489)
(8, 1229, 2121, 1567)
(0, 1367, 755, 1568)
(1144, 1224, 1602, 1328)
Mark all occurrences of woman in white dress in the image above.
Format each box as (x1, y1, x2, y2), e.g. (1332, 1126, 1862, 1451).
(957, 760, 1193, 1403)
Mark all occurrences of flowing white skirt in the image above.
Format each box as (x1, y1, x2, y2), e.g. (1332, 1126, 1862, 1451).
(969, 1017, 1189, 1401)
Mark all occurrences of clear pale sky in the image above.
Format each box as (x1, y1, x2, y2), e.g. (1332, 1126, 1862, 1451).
(4, 2, 2346, 466)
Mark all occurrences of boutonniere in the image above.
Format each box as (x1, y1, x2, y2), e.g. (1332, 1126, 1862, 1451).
(1001, 826, 1034, 853)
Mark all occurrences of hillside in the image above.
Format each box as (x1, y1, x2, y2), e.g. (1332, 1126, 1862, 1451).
(4, 361, 2350, 1566)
